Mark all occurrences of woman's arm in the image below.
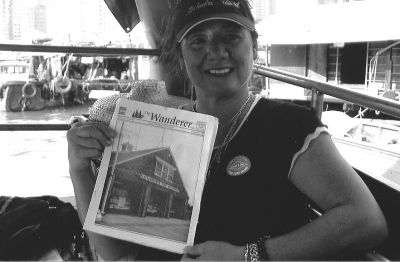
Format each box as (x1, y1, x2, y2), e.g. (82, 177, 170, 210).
(263, 132, 388, 260)
(183, 132, 388, 261)
(67, 122, 138, 260)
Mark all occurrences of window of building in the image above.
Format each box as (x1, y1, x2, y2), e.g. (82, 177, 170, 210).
(167, 169, 174, 183)
(327, 43, 367, 85)
(154, 158, 175, 183)
(341, 43, 367, 84)
(154, 161, 163, 178)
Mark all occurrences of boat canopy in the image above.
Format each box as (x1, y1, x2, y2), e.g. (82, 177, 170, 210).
(0, 60, 29, 67)
(103, 0, 140, 33)
(256, 0, 400, 45)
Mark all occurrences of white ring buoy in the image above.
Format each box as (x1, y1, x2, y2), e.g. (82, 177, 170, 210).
(54, 76, 72, 94)
(21, 82, 37, 98)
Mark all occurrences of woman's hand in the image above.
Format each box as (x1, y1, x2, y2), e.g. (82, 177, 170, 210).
(66, 122, 116, 173)
(66, 122, 126, 261)
(182, 241, 244, 261)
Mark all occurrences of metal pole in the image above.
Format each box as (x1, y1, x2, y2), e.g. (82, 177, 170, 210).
(0, 44, 161, 56)
(311, 90, 325, 119)
(254, 65, 400, 119)
(335, 47, 339, 85)
(365, 42, 370, 87)
(0, 124, 70, 131)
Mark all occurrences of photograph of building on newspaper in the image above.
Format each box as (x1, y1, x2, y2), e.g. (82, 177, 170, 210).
(84, 99, 217, 254)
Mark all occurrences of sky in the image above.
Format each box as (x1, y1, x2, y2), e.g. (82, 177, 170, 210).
(0, 0, 148, 46)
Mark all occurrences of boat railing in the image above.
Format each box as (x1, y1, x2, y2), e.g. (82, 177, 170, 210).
(0, 44, 160, 56)
(254, 64, 400, 120)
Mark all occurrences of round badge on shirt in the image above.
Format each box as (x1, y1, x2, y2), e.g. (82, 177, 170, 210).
(226, 155, 251, 176)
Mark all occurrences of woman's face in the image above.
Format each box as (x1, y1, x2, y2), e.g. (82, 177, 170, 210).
(180, 20, 255, 97)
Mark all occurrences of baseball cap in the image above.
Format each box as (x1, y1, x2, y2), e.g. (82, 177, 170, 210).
(176, 0, 256, 43)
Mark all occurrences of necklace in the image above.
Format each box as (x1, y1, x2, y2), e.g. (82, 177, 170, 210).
(212, 94, 251, 163)
(192, 94, 251, 130)
(194, 93, 252, 178)
(192, 93, 252, 163)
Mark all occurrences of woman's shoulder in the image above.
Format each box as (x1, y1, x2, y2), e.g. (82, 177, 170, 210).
(249, 97, 324, 139)
(254, 97, 317, 120)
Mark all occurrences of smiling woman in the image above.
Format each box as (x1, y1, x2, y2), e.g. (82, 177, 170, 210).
(180, 21, 255, 100)
(160, 0, 388, 260)
(2, 0, 400, 260)
(63, 0, 388, 261)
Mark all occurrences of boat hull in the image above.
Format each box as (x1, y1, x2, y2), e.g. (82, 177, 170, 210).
(1, 81, 47, 112)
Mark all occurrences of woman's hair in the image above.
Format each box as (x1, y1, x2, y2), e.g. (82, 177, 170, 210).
(158, 0, 259, 76)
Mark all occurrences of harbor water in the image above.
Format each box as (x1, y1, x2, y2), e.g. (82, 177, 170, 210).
(0, 105, 90, 198)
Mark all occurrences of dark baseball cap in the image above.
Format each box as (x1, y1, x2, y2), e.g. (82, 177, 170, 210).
(176, 0, 256, 43)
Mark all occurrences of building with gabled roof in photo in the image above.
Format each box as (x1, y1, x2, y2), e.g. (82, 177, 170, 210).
(100, 147, 190, 220)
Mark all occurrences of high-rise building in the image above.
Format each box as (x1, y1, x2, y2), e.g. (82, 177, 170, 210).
(267, 0, 319, 15)
(318, 0, 365, 4)
(77, 0, 107, 37)
(0, 0, 10, 40)
(252, 0, 267, 23)
(268, 0, 277, 15)
(34, 0, 47, 35)
(0, 0, 144, 45)
(1, 0, 48, 41)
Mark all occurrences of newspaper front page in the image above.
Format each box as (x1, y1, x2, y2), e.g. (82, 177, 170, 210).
(84, 98, 218, 254)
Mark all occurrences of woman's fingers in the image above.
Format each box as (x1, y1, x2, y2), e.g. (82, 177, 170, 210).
(74, 134, 107, 151)
(70, 137, 104, 158)
(183, 244, 204, 257)
(181, 253, 197, 261)
(68, 123, 115, 146)
(67, 122, 117, 171)
(183, 241, 243, 261)
(74, 122, 116, 146)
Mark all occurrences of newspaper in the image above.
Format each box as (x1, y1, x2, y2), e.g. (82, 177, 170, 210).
(84, 98, 218, 254)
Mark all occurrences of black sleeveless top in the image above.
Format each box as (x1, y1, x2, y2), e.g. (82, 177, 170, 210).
(137, 98, 325, 260)
(195, 98, 324, 245)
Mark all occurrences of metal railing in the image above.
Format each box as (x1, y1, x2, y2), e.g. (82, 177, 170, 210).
(0, 124, 70, 131)
(0, 44, 161, 56)
(254, 65, 400, 119)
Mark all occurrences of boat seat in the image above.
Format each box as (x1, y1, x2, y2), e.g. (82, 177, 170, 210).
(381, 90, 400, 101)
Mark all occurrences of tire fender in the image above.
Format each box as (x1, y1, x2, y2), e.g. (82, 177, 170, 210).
(54, 76, 72, 94)
(21, 82, 37, 98)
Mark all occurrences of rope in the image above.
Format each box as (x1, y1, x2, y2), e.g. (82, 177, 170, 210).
(89, 62, 99, 81)
(63, 53, 73, 78)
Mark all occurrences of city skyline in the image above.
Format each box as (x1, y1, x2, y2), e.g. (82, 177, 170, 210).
(0, 0, 367, 46)
(0, 0, 147, 47)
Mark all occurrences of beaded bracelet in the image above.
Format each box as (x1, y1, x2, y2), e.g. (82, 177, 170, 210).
(244, 242, 260, 261)
(244, 235, 271, 261)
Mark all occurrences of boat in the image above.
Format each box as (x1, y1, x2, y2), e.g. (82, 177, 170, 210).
(0, 53, 148, 112)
